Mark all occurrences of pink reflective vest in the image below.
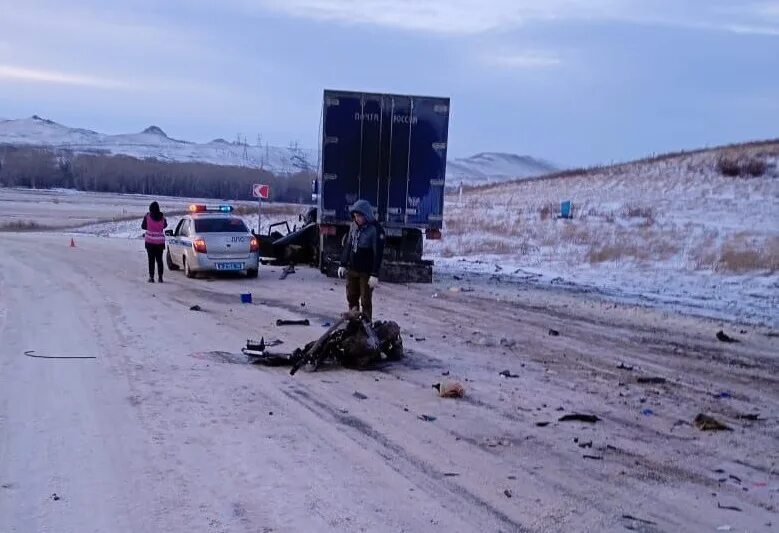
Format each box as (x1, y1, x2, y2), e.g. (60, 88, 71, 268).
(144, 215, 166, 245)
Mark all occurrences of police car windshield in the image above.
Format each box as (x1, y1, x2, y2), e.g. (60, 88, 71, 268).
(194, 218, 249, 233)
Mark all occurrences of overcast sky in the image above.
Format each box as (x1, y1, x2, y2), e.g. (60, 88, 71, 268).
(1, 0, 777, 166)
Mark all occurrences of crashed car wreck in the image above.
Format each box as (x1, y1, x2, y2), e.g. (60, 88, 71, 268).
(242, 311, 404, 375)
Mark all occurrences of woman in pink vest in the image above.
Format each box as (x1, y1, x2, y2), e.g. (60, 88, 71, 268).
(141, 201, 168, 283)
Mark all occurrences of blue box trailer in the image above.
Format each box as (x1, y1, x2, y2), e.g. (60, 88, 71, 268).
(316, 89, 450, 283)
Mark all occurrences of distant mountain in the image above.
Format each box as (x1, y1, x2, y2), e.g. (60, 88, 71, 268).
(0, 116, 315, 174)
(0, 116, 556, 185)
(446, 152, 557, 187)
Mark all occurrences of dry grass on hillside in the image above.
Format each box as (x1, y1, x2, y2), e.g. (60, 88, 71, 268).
(432, 141, 778, 274)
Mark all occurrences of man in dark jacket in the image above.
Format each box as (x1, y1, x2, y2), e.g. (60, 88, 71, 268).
(338, 199, 385, 320)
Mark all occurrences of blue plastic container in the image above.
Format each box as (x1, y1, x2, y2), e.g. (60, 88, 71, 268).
(560, 201, 572, 219)
(240, 293, 252, 304)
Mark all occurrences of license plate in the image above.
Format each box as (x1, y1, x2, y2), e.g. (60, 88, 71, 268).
(216, 262, 243, 271)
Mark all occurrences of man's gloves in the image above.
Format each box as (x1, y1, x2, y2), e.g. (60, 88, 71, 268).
(368, 276, 379, 289)
(338, 267, 346, 278)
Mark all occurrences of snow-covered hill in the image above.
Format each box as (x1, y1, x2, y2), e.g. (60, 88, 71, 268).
(0, 116, 315, 174)
(0, 116, 554, 184)
(446, 152, 557, 187)
(426, 140, 779, 325)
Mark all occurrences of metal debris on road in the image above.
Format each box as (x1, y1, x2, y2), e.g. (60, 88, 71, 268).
(637, 377, 666, 384)
(548, 329, 560, 336)
(694, 413, 732, 431)
(499, 369, 519, 378)
(279, 265, 296, 280)
(716, 330, 739, 343)
(276, 319, 310, 326)
(716, 502, 742, 512)
(433, 381, 465, 398)
(559, 413, 600, 423)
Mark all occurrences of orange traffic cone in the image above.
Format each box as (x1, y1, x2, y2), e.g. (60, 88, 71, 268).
(70, 238, 76, 248)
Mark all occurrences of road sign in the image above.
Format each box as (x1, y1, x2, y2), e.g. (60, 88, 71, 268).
(252, 184, 270, 199)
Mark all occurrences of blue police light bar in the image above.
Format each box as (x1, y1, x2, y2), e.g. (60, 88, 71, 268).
(188, 204, 234, 213)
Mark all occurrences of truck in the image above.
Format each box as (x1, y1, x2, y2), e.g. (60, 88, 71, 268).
(316, 89, 450, 283)
(257, 89, 450, 283)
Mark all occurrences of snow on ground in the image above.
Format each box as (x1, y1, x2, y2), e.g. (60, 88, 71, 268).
(0, 187, 302, 234)
(425, 142, 779, 327)
(3, 138, 777, 329)
(1, 231, 777, 532)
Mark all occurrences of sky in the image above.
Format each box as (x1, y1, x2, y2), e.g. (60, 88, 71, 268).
(0, 0, 778, 167)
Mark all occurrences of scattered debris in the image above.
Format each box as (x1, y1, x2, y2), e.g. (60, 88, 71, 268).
(249, 312, 404, 373)
(499, 369, 520, 378)
(737, 413, 760, 421)
(268, 411, 273, 416)
(716, 526, 733, 532)
(641, 409, 654, 416)
(577, 440, 593, 448)
(353, 391, 368, 400)
(441, 371, 450, 376)
(321, 322, 331, 327)
(548, 329, 560, 336)
(637, 377, 666, 384)
(729, 474, 742, 483)
(716, 502, 742, 512)
(189, 305, 202, 311)
(276, 319, 310, 326)
(715, 391, 732, 399)
(433, 381, 465, 398)
(51, 493, 60, 501)
(716, 330, 739, 343)
(694, 413, 732, 431)
(279, 265, 296, 280)
(617, 362, 634, 371)
(503, 489, 512, 498)
(582, 454, 603, 460)
(415, 337, 427, 342)
(559, 413, 600, 423)
(418, 414, 437, 422)
(443, 472, 460, 477)
(535, 422, 550, 427)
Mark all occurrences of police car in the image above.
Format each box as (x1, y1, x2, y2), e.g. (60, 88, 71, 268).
(165, 204, 259, 278)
